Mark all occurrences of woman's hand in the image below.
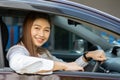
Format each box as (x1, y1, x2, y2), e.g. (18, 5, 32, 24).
(53, 61, 84, 71)
(64, 62, 84, 71)
(86, 50, 107, 61)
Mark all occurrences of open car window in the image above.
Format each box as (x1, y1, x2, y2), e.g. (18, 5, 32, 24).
(2, 14, 120, 62)
(41, 15, 119, 62)
(3, 15, 120, 51)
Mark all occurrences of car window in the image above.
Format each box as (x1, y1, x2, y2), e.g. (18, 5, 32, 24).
(48, 15, 120, 61)
(49, 16, 120, 49)
(2, 15, 120, 62)
(84, 24, 120, 45)
(2, 16, 23, 51)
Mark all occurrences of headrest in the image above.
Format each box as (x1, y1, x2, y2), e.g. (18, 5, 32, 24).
(0, 17, 8, 49)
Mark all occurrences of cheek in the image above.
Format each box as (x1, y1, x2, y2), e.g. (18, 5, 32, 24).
(31, 28, 36, 37)
(45, 32, 50, 38)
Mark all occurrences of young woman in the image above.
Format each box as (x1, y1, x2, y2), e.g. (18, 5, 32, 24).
(6, 12, 106, 74)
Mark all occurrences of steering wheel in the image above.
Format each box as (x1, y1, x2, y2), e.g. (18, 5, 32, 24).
(92, 61, 101, 72)
(86, 45, 103, 72)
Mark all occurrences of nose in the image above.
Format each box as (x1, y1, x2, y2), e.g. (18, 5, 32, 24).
(38, 30, 44, 37)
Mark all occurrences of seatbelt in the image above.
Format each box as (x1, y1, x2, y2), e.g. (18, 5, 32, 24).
(0, 20, 5, 68)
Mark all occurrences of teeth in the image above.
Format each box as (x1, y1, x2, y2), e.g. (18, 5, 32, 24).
(35, 36, 40, 38)
(37, 38, 44, 42)
(37, 38, 43, 41)
(34, 36, 44, 43)
(35, 36, 43, 39)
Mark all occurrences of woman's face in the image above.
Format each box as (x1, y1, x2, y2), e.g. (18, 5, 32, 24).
(31, 18, 50, 47)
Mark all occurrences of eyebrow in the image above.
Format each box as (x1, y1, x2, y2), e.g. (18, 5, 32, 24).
(33, 24, 50, 29)
(33, 24, 41, 27)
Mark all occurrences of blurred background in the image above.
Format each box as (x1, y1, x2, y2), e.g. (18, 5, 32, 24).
(70, 0, 120, 18)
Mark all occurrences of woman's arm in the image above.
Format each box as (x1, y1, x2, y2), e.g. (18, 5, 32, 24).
(75, 50, 106, 68)
(53, 61, 84, 71)
(7, 45, 54, 74)
(7, 45, 83, 74)
(43, 50, 85, 70)
(84, 50, 106, 61)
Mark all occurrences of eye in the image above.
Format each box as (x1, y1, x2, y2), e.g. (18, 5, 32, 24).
(44, 29, 50, 32)
(34, 26, 40, 30)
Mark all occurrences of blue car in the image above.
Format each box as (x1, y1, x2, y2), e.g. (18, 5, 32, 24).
(0, 0, 120, 80)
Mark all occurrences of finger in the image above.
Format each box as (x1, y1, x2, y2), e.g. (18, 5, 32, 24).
(79, 67, 84, 71)
(100, 53, 107, 60)
(96, 57, 106, 61)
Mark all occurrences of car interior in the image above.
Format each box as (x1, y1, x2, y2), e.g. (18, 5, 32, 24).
(0, 17, 9, 67)
(0, 8, 120, 75)
(52, 16, 120, 74)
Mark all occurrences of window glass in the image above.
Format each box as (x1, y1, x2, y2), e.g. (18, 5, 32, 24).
(49, 16, 120, 54)
(2, 16, 23, 51)
(3, 15, 120, 54)
(54, 26, 70, 50)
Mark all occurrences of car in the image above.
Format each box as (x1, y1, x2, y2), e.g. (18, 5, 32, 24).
(0, 0, 120, 80)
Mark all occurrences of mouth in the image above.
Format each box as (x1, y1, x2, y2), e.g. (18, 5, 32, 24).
(33, 35, 46, 46)
(33, 35, 44, 42)
(36, 38, 44, 43)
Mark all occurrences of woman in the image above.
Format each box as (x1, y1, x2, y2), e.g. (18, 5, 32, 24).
(6, 12, 106, 74)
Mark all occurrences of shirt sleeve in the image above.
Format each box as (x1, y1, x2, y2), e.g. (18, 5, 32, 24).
(46, 50, 88, 67)
(48, 51, 88, 67)
(75, 56, 88, 67)
(6, 45, 54, 74)
(49, 55, 64, 62)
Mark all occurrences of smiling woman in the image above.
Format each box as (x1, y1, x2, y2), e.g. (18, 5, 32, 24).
(6, 11, 106, 74)
(0, 0, 120, 80)
(21, 12, 52, 56)
(31, 18, 51, 47)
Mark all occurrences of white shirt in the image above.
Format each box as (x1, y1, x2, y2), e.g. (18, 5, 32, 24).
(6, 45, 88, 74)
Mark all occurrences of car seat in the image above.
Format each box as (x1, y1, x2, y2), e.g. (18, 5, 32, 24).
(0, 17, 9, 67)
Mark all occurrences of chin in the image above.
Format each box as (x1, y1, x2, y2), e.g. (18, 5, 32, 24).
(36, 44, 42, 47)
(35, 41, 46, 47)
(36, 43, 44, 47)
